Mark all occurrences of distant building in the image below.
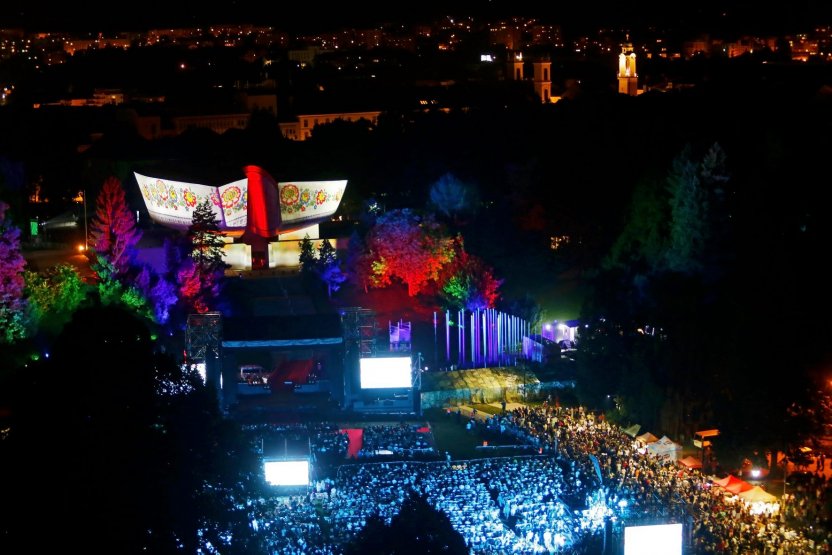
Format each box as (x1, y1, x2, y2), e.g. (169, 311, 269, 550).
(63, 35, 131, 55)
(683, 39, 711, 58)
(34, 88, 126, 108)
(171, 113, 250, 135)
(504, 51, 557, 104)
(532, 57, 552, 104)
(489, 24, 522, 51)
(790, 34, 820, 62)
(279, 111, 381, 141)
(726, 39, 755, 58)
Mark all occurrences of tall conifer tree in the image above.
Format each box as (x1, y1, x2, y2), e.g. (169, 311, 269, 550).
(89, 176, 142, 277)
(317, 239, 346, 298)
(181, 199, 227, 313)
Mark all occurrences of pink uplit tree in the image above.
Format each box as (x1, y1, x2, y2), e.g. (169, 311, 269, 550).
(364, 209, 455, 296)
(0, 201, 27, 343)
(89, 176, 142, 278)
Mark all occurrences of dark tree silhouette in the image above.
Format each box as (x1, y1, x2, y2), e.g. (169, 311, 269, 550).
(1, 303, 263, 554)
(298, 233, 317, 274)
(344, 490, 469, 555)
(428, 172, 480, 226)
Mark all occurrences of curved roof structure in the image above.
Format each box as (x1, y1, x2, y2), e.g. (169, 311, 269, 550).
(135, 165, 346, 238)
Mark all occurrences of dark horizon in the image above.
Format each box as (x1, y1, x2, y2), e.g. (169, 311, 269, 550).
(3, 1, 832, 35)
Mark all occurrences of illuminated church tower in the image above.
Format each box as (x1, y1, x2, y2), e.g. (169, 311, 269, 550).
(532, 57, 552, 103)
(506, 51, 553, 104)
(506, 50, 524, 81)
(618, 42, 638, 96)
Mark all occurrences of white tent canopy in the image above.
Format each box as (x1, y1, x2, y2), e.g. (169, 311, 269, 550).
(647, 435, 682, 461)
(738, 485, 777, 504)
(636, 432, 659, 445)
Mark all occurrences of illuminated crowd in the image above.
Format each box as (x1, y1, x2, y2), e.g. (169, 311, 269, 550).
(357, 423, 437, 459)
(238, 407, 831, 554)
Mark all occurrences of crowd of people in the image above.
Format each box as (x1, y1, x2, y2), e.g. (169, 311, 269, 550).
(781, 470, 832, 548)
(356, 423, 436, 459)
(481, 403, 831, 553)
(236, 403, 832, 554)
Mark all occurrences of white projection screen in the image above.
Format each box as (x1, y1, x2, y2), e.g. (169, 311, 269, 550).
(264, 459, 310, 486)
(359, 357, 412, 389)
(135, 172, 242, 230)
(624, 523, 683, 555)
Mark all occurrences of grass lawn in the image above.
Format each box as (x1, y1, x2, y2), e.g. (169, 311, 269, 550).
(424, 408, 536, 460)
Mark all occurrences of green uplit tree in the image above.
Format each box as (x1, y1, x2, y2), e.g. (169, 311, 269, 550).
(579, 142, 734, 436)
(24, 263, 89, 337)
(664, 144, 709, 274)
(437, 239, 502, 311)
(93, 255, 155, 322)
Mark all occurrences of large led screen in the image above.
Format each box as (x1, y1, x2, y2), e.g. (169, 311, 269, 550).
(624, 523, 682, 555)
(264, 459, 310, 486)
(359, 357, 412, 389)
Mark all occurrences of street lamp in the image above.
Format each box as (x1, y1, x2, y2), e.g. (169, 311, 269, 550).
(83, 189, 88, 250)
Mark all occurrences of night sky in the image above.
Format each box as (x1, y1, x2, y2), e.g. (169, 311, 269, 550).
(2, 1, 831, 34)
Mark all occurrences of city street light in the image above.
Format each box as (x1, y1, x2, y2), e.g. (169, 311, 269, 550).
(84, 189, 88, 250)
(783, 456, 788, 497)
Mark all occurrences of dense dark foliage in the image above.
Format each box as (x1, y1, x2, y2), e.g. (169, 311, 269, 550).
(0, 304, 263, 553)
(344, 490, 469, 555)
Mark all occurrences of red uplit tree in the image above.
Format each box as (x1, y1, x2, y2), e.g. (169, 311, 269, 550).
(89, 176, 142, 277)
(177, 259, 215, 315)
(364, 209, 455, 297)
(0, 201, 28, 343)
